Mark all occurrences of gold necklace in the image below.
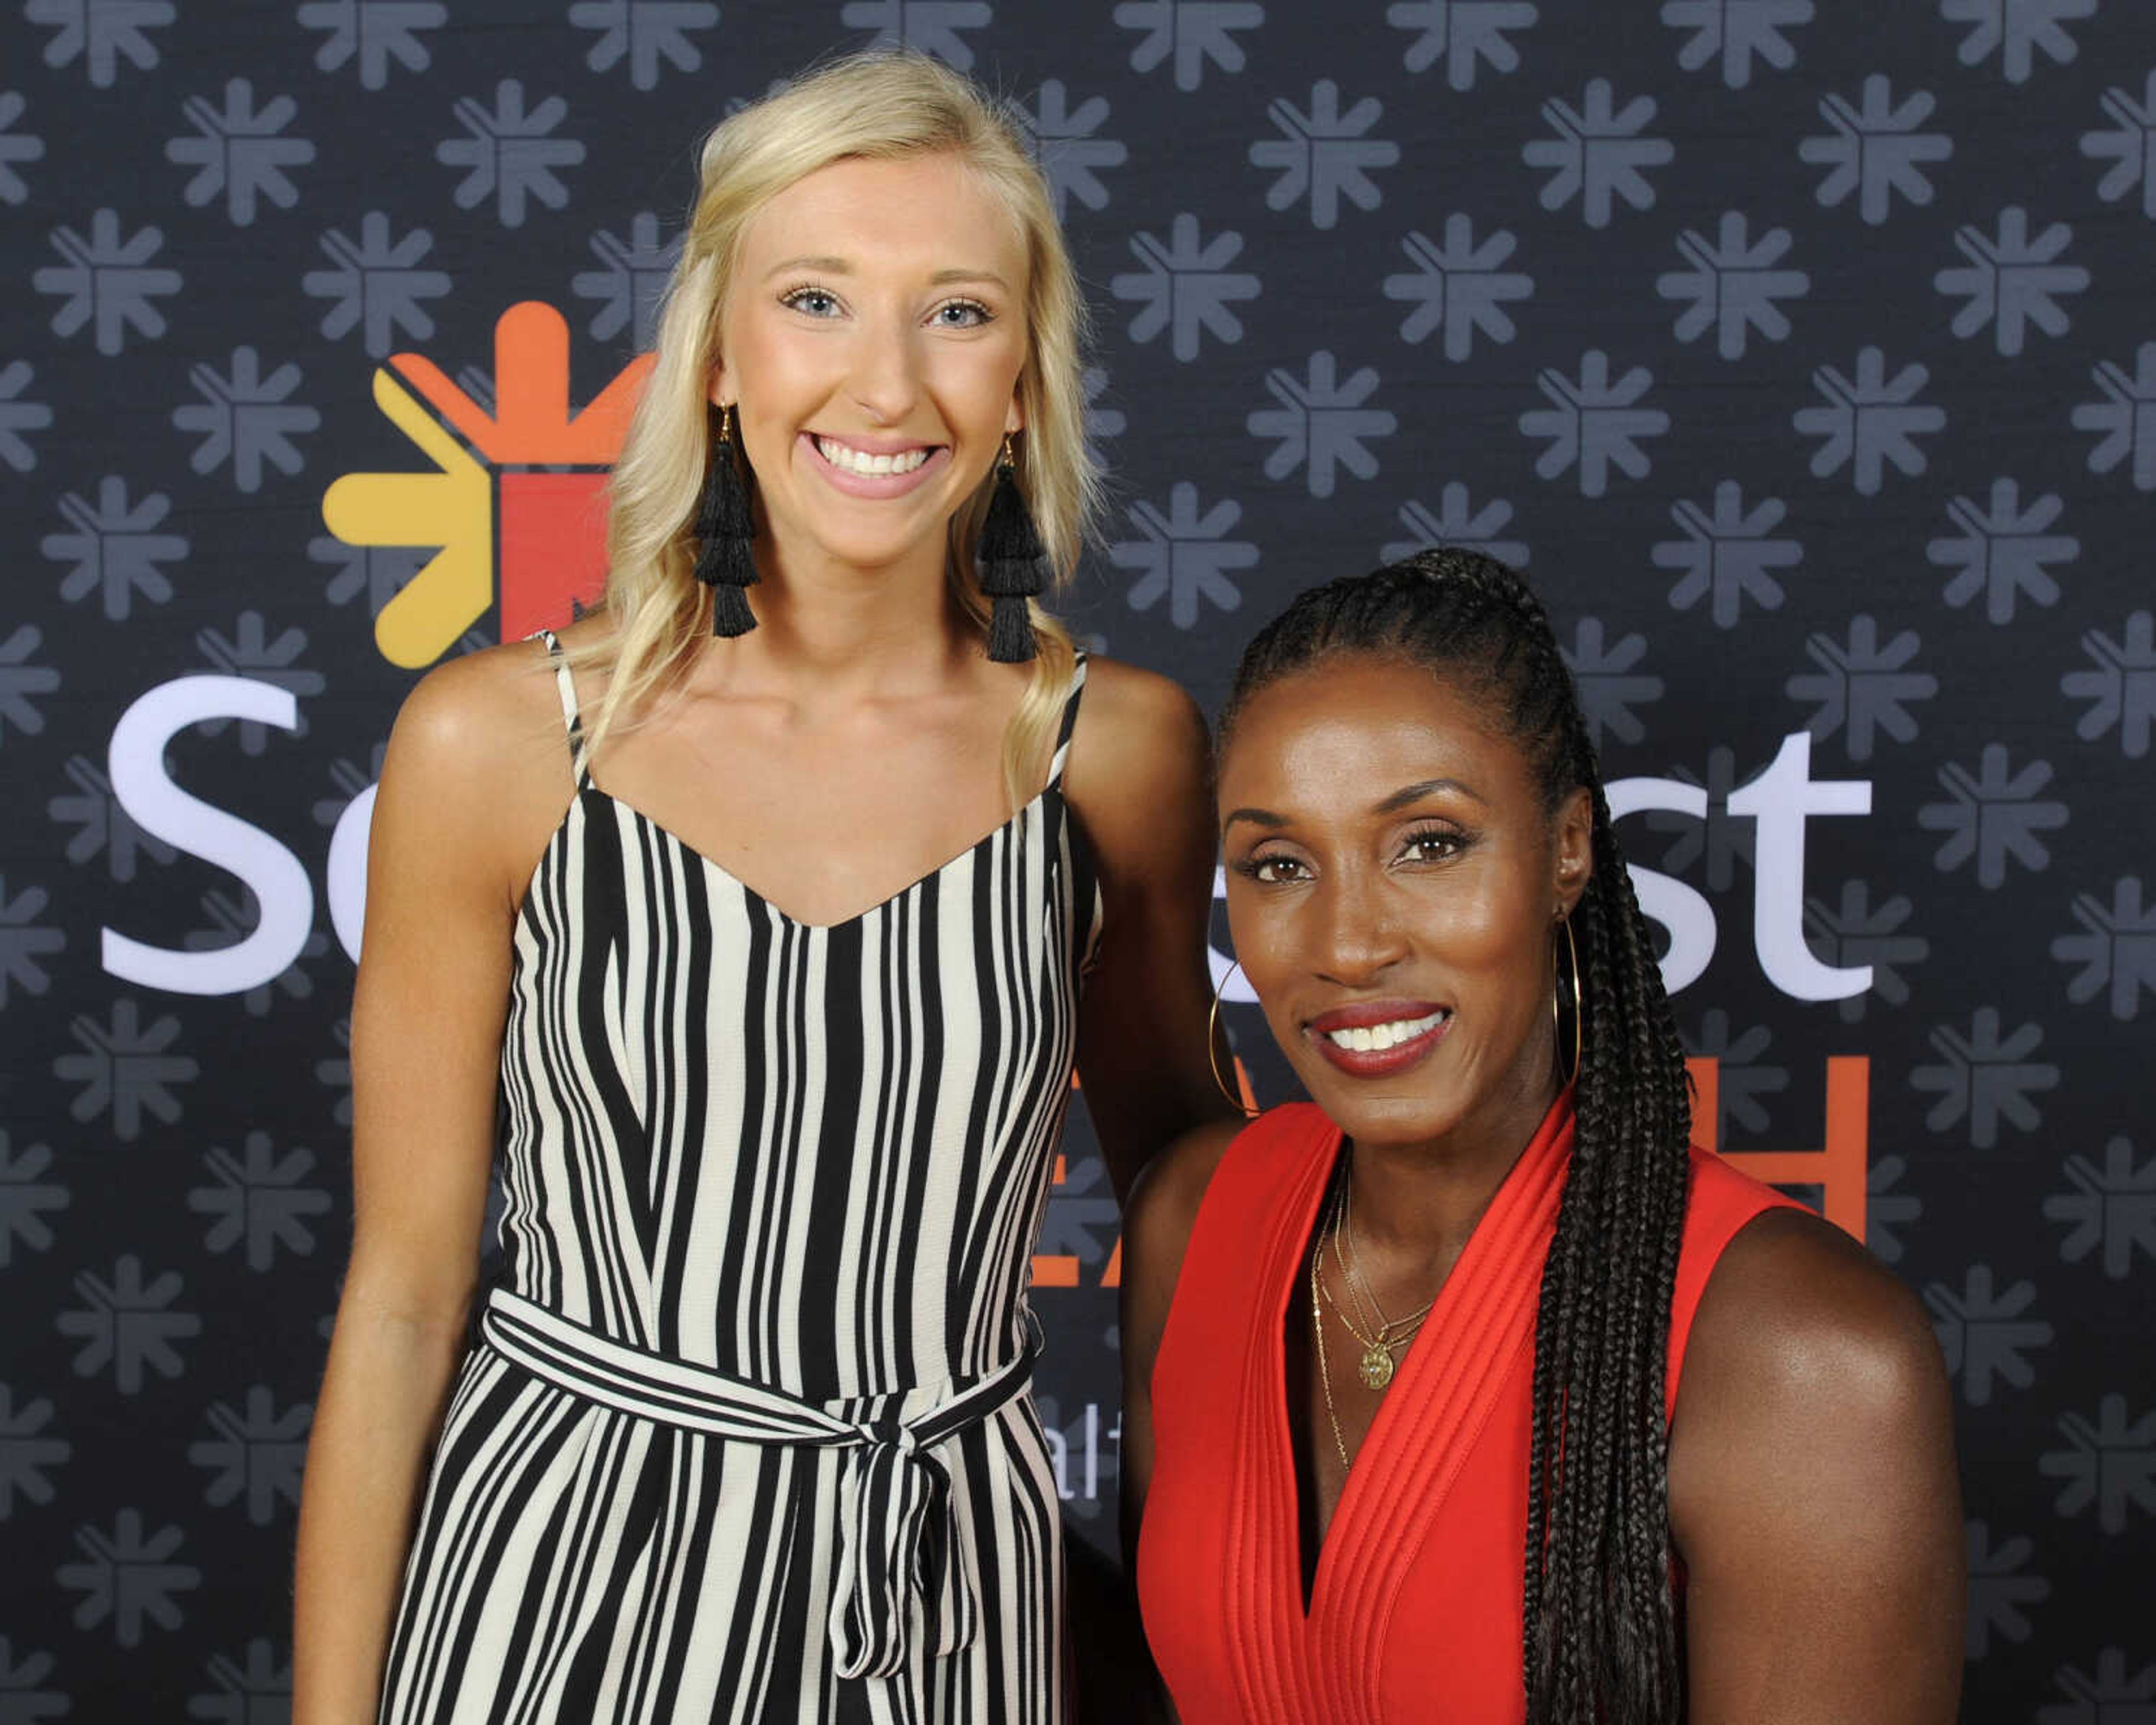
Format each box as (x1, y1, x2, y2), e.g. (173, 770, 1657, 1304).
(1327, 1159, 1434, 1389)
(1314, 1274, 1417, 1390)
(1340, 1169, 1437, 1332)
(1309, 1178, 1353, 1471)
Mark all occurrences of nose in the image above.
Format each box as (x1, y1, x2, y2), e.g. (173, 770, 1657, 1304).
(1309, 864, 1409, 988)
(848, 313, 924, 427)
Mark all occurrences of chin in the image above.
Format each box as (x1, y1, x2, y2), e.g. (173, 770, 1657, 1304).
(806, 527, 938, 572)
(1334, 1096, 1464, 1147)
(1293, 1062, 1465, 1146)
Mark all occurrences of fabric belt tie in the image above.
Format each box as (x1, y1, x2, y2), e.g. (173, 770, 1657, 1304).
(479, 1289, 1036, 1683)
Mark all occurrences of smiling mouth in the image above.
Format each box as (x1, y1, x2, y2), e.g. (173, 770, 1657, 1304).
(1319, 1009, 1451, 1053)
(1303, 1001, 1455, 1076)
(812, 434, 936, 476)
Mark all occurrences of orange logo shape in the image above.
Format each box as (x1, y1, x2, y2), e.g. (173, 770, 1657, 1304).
(322, 302, 653, 667)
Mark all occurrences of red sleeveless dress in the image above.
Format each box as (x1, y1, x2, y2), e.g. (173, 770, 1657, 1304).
(1135, 1098, 1796, 1724)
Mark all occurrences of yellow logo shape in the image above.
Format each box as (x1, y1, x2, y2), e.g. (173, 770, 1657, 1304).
(322, 302, 652, 667)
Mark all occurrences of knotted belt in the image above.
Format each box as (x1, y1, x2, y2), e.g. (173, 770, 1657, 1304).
(481, 1289, 1038, 1685)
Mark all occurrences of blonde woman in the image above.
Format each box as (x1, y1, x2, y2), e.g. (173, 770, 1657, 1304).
(294, 52, 1228, 1724)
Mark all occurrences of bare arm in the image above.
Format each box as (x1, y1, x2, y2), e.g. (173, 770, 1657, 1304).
(1671, 1209, 1965, 1724)
(1109, 1119, 1239, 1725)
(1063, 662, 1241, 1206)
(1116, 1121, 1239, 1563)
(1059, 661, 1236, 1701)
(293, 649, 559, 1723)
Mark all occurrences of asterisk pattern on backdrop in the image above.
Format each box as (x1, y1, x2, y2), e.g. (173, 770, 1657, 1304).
(2, 3, 2151, 1715)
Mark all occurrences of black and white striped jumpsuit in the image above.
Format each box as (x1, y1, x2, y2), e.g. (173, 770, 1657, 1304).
(378, 631, 1098, 1724)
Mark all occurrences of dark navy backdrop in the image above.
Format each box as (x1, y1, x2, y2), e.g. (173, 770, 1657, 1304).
(2, 2, 2152, 1715)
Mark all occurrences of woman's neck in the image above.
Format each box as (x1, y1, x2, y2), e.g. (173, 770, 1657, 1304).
(728, 529, 968, 691)
(1344, 1066, 1566, 1278)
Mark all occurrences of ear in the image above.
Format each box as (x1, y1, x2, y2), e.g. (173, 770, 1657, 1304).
(706, 364, 730, 411)
(1003, 390, 1024, 436)
(1552, 786, 1594, 920)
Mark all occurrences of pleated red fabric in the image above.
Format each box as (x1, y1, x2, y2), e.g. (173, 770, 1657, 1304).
(1136, 1097, 1796, 1724)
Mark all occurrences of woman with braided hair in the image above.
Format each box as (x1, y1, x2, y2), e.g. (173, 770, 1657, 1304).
(1122, 551, 1963, 1722)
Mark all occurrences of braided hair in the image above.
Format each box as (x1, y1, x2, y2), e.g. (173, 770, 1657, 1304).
(1221, 549, 1692, 1723)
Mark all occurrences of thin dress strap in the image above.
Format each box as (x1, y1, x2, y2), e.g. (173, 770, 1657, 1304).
(533, 628, 591, 789)
(1047, 651, 1089, 787)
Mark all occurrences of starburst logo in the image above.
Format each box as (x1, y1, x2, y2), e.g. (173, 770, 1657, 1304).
(322, 302, 652, 667)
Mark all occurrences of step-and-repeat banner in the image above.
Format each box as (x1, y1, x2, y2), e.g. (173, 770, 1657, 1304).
(2, 2, 2150, 1715)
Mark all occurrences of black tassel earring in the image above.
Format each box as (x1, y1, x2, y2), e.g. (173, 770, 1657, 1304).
(975, 433, 1047, 664)
(692, 401, 758, 638)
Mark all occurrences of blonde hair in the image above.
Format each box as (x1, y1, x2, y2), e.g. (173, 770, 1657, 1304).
(582, 50, 1098, 807)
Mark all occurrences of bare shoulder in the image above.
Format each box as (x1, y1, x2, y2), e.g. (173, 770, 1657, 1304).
(1120, 1117, 1245, 1352)
(1672, 1211, 1964, 1718)
(386, 637, 561, 770)
(1062, 655, 1212, 875)
(1126, 1117, 1242, 1252)
(1075, 653, 1207, 734)
(374, 638, 580, 909)
(1063, 656, 1210, 797)
(1670, 1204, 1957, 1554)
(1683, 1207, 1943, 1414)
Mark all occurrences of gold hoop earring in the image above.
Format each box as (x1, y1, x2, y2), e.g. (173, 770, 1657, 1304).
(1208, 962, 1260, 1119)
(1552, 916, 1582, 1085)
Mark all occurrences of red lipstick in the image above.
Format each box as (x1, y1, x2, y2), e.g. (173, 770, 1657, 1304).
(1304, 999, 1453, 1078)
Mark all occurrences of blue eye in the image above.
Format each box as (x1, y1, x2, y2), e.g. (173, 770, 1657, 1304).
(933, 299, 992, 328)
(782, 286, 841, 317)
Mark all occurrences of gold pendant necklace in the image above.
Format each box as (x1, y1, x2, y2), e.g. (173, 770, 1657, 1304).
(1314, 1269, 1413, 1387)
(1356, 1341, 1395, 1391)
(1316, 1153, 1432, 1393)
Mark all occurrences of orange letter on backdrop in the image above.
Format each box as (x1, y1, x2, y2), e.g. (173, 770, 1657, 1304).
(1033, 1154, 1083, 1289)
(1691, 1054, 1870, 1242)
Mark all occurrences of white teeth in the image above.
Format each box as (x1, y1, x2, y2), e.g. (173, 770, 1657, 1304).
(816, 436, 930, 477)
(1325, 1010, 1449, 1052)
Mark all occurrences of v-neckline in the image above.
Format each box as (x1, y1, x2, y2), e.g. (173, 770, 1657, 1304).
(1273, 1122, 1393, 1624)
(1265, 1096, 1578, 1636)
(571, 779, 1052, 934)
(526, 636, 1089, 935)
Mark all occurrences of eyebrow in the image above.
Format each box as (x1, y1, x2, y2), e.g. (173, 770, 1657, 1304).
(1375, 777, 1487, 812)
(765, 254, 852, 280)
(1221, 778, 1486, 834)
(761, 255, 1013, 290)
